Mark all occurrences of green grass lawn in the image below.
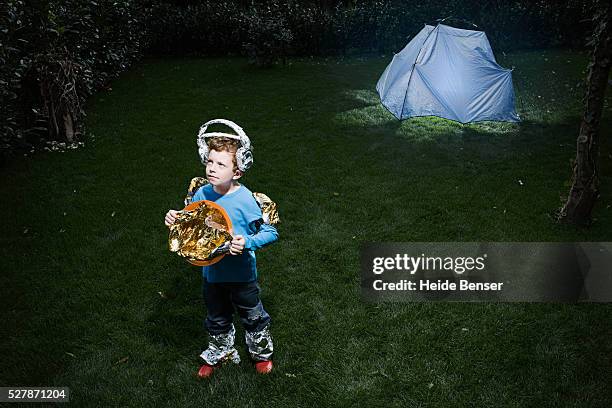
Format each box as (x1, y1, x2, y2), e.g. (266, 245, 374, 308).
(1, 50, 611, 407)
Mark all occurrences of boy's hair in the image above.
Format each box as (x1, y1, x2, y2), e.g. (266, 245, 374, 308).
(207, 137, 240, 170)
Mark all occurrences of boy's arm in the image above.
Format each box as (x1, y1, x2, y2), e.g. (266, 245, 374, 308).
(244, 223, 278, 251)
(241, 191, 279, 251)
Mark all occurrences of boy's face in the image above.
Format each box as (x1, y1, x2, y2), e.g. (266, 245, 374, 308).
(206, 149, 242, 186)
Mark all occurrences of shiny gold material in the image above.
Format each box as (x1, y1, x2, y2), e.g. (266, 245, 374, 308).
(184, 177, 209, 206)
(253, 192, 280, 225)
(169, 201, 232, 263)
(171, 177, 280, 265)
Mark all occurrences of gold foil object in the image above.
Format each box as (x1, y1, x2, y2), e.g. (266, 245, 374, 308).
(252, 192, 280, 225)
(184, 177, 209, 206)
(169, 202, 232, 263)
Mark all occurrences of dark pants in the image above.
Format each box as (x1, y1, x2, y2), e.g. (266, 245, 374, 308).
(203, 279, 271, 335)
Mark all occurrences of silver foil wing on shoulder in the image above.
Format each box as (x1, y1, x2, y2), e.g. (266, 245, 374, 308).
(252, 192, 280, 225)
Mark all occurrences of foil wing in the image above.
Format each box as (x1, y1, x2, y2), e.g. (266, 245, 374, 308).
(252, 192, 280, 225)
(184, 177, 209, 206)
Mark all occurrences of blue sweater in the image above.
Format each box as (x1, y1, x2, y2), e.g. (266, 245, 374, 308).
(192, 183, 278, 282)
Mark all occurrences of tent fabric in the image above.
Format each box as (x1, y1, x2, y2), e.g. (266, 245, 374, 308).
(376, 24, 520, 123)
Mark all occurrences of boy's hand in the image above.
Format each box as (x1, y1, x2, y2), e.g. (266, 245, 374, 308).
(165, 210, 179, 227)
(229, 235, 246, 255)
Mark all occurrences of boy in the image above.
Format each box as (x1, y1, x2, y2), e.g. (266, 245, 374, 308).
(164, 120, 278, 378)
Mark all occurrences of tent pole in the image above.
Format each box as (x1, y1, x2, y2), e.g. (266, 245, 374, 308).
(399, 24, 440, 121)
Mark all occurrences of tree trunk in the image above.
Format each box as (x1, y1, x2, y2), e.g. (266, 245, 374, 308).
(63, 112, 74, 143)
(558, 2, 612, 226)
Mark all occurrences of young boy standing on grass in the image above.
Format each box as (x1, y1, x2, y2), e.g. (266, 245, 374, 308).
(164, 119, 278, 378)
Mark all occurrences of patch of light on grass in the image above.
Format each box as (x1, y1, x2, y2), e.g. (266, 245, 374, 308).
(336, 89, 520, 141)
(335, 92, 396, 128)
(395, 116, 463, 142)
(394, 116, 518, 145)
(336, 104, 396, 127)
(467, 121, 521, 135)
(343, 89, 380, 105)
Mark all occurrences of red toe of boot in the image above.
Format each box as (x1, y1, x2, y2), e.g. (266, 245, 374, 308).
(254, 360, 273, 374)
(197, 364, 216, 378)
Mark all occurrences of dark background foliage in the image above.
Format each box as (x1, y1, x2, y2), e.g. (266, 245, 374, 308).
(0, 0, 598, 160)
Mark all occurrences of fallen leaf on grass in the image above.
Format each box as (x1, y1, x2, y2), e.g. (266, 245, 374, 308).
(368, 370, 389, 378)
(114, 356, 129, 365)
(65, 352, 76, 358)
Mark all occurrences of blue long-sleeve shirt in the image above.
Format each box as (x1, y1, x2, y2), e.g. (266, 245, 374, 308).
(192, 183, 278, 282)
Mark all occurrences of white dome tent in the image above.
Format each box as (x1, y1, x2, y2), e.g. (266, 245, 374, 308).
(376, 23, 520, 123)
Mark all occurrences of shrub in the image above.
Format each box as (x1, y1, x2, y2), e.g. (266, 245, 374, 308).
(1, 0, 149, 158)
(242, 1, 294, 66)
